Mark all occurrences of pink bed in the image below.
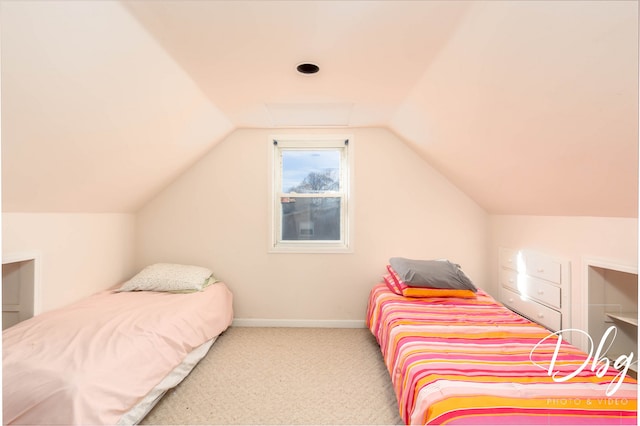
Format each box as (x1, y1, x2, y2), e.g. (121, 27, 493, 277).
(3, 281, 233, 425)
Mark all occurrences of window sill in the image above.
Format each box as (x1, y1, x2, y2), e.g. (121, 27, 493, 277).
(268, 242, 353, 254)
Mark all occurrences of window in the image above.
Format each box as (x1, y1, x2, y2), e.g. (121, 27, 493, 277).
(269, 135, 353, 253)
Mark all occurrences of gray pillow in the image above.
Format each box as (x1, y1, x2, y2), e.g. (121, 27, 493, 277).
(389, 258, 477, 292)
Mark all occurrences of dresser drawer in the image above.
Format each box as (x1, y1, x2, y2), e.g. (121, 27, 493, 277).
(499, 247, 519, 271)
(520, 276, 561, 309)
(502, 287, 562, 331)
(500, 268, 518, 292)
(500, 269, 561, 309)
(525, 253, 562, 284)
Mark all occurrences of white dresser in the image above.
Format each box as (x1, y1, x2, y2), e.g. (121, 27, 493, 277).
(499, 247, 571, 332)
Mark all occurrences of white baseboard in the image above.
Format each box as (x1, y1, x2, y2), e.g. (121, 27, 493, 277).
(231, 318, 366, 328)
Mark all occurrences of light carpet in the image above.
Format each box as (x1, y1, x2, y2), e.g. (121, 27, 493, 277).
(141, 327, 403, 425)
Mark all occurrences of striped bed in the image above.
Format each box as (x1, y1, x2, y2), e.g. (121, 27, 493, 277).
(366, 282, 637, 425)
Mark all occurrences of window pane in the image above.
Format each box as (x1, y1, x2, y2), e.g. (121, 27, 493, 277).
(281, 197, 341, 240)
(282, 150, 340, 193)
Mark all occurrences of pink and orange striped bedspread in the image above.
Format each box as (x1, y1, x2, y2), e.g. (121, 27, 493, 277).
(366, 283, 637, 425)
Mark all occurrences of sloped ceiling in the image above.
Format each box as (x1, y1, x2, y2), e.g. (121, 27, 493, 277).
(2, 0, 637, 216)
(1, 1, 233, 212)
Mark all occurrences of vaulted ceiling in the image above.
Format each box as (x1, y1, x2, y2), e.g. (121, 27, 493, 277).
(2, 1, 637, 216)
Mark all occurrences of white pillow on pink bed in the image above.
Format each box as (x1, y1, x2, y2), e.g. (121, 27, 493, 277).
(118, 263, 214, 293)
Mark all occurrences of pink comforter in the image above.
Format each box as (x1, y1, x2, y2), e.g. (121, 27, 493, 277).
(3, 282, 233, 425)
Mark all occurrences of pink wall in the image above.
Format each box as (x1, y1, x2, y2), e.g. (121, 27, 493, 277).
(135, 128, 488, 324)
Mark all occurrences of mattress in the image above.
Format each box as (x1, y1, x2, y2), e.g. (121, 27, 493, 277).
(117, 336, 217, 425)
(3, 282, 233, 425)
(366, 283, 637, 425)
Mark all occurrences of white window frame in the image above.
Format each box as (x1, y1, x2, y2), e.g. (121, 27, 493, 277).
(268, 135, 354, 253)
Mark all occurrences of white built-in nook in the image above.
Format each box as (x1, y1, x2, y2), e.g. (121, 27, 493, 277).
(2, 252, 41, 330)
(584, 258, 638, 379)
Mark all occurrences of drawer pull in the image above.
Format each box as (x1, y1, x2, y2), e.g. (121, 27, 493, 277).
(508, 278, 514, 283)
(508, 298, 514, 303)
(537, 268, 545, 273)
(537, 290, 544, 295)
(537, 313, 544, 318)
